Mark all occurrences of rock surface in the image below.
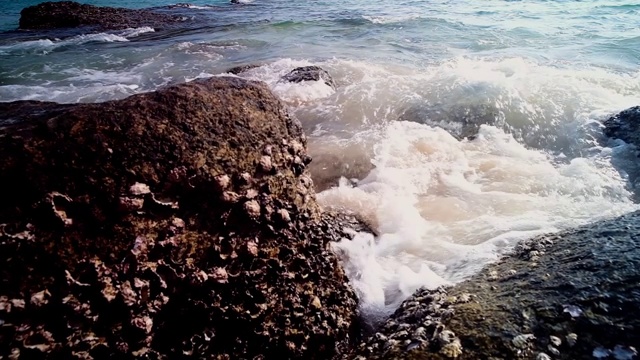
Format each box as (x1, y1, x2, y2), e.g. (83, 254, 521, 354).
(281, 66, 336, 89)
(0, 77, 362, 359)
(603, 106, 640, 147)
(355, 211, 640, 359)
(19, 1, 181, 30)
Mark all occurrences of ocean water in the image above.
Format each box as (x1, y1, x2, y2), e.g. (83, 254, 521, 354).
(1, 0, 640, 321)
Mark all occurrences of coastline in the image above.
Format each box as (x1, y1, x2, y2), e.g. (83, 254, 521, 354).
(1, 2, 640, 359)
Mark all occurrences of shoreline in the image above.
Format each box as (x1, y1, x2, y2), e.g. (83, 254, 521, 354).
(2, 2, 640, 359)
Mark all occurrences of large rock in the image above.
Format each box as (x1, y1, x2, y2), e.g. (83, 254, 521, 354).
(0, 77, 361, 359)
(603, 106, 640, 147)
(19, 1, 181, 30)
(356, 211, 640, 359)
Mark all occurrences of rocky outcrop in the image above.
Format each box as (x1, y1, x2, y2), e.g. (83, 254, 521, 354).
(603, 106, 640, 147)
(19, 1, 181, 30)
(0, 77, 361, 359)
(282, 66, 336, 89)
(356, 211, 640, 359)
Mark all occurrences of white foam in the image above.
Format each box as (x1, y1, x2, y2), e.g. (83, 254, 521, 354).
(304, 57, 640, 320)
(186, 4, 215, 9)
(0, 27, 154, 55)
(117, 27, 155, 38)
(320, 121, 638, 318)
(362, 14, 421, 24)
(175, 41, 242, 60)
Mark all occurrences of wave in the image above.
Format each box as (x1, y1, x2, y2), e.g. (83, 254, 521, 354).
(362, 14, 422, 25)
(237, 56, 640, 320)
(0, 27, 155, 55)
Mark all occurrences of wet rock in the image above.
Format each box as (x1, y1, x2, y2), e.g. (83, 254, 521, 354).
(281, 66, 336, 89)
(398, 102, 503, 140)
(356, 211, 640, 359)
(226, 64, 261, 75)
(19, 1, 182, 31)
(0, 77, 360, 359)
(603, 106, 640, 146)
(309, 153, 375, 192)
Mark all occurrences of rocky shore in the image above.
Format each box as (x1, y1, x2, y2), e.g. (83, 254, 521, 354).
(3, 2, 640, 359)
(3, 74, 638, 360)
(0, 76, 371, 359)
(352, 106, 640, 358)
(354, 208, 640, 359)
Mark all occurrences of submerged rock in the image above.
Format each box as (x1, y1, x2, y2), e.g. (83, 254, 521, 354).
(0, 77, 361, 359)
(19, 1, 182, 30)
(356, 211, 640, 359)
(309, 153, 375, 192)
(398, 102, 503, 140)
(281, 66, 336, 89)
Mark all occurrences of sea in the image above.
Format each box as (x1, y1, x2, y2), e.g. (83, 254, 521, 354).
(1, 0, 639, 322)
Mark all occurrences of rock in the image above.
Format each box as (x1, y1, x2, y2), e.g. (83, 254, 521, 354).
(309, 153, 375, 191)
(281, 66, 336, 89)
(603, 106, 640, 146)
(0, 77, 361, 359)
(356, 211, 640, 359)
(18, 1, 181, 30)
(398, 102, 503, 140)
(226, 64, 261, 75)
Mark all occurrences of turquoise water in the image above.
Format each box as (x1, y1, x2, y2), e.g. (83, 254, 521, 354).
(1, 0, 639, 319)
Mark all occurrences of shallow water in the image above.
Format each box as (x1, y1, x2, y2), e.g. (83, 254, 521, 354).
(1, 0, 639, 321)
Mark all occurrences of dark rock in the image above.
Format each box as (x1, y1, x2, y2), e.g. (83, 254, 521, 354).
(603, 106, 640, 146)
(226, 63, 261, 75)
(0, 77, 361, 359)
(19, 1, 182, 30)
(355, 211, 640, 359)
(282, 66, 336, 89)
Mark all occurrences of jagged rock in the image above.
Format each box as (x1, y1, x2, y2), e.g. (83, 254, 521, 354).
(0, 77, 362, 359)
(18, 1, 182, 30)
(355, 211, 640, 359)
(603, 106, 640, 147)
(281, 66, 336, 89)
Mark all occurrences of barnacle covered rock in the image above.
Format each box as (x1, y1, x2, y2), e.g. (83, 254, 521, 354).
(357, 211, 640, 359)
(0, 77, 360, 359)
